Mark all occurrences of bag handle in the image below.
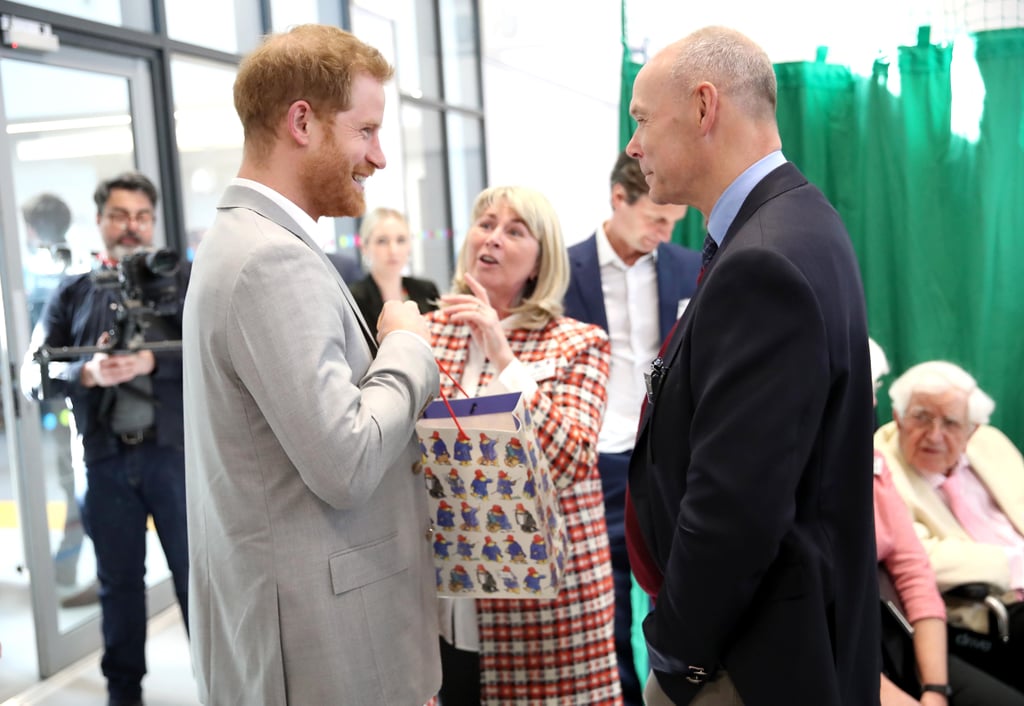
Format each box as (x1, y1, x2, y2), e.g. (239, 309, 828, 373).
(435, 361, 470, 438)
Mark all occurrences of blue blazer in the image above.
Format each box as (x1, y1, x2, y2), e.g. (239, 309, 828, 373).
(563, 235, 702, 343)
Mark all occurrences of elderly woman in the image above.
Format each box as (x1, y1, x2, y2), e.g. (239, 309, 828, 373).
(869, 342, 1024, 706)
(349, 207, 439, 338)
(426, 185, 620, 705)
(875, 359, 1024, 693)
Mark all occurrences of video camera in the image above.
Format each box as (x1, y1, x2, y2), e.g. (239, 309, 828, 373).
(90, 248, 182, 351)
(31, 248, 184, 399)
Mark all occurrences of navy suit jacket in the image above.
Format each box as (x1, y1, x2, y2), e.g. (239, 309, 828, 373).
(564, 235, 702, 345)
(629, 163, 879, 705)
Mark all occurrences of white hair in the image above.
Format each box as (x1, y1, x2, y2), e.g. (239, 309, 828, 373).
(888, 360, 995, 425)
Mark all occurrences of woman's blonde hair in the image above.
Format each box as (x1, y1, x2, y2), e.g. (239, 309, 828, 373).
(451, 186, 568, 330)
(358, 207, 408, 246)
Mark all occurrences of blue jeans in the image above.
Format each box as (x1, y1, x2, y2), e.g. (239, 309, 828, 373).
(81, 441, 189, 701)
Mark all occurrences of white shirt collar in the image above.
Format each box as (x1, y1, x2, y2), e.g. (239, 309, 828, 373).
(230, 177, 320, 239)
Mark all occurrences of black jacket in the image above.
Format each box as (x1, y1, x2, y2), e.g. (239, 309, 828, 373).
(348, 274, 440, 339)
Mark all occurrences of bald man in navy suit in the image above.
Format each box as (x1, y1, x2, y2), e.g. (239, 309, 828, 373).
(625, 27, 878, 705)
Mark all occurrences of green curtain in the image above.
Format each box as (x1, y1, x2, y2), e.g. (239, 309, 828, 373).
(773, 28, 1024, 445)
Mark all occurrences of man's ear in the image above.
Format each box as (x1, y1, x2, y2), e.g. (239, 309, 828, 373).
(286, 100, 314, 146)
(695, 81, 718, 135)
(610, 183, 627, 210)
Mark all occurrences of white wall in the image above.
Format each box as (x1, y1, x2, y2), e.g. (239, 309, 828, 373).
(480, 0, 621, 247)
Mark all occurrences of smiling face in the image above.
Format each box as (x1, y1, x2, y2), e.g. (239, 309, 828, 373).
(300, 72, 386, 219)
(463, 199, 540, 317)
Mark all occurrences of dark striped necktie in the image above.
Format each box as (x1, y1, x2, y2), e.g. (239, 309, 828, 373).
(697, 232, 718, 284)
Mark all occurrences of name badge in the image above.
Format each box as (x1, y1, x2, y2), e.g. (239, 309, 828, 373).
(525, 357, 559, 381)
(645, 357, 666, 403)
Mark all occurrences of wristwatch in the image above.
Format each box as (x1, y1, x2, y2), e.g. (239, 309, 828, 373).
(921, 683, 953, 697)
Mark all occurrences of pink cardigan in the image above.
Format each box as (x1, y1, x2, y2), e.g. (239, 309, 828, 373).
(874, 451, 947, 623)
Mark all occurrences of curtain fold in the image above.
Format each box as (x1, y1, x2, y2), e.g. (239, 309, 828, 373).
(969, 29, 1024, 445)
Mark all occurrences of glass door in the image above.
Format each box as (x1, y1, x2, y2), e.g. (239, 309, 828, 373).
(0, 43, 175, 685)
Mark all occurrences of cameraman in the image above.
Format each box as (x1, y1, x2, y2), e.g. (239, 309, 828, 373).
(26, 171, 189, 706)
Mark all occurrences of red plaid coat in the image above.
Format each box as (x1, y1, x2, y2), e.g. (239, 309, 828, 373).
(427, 309, 622, 705)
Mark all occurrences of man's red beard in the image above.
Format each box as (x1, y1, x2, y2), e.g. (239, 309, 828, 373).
(300, 128, 368, 219)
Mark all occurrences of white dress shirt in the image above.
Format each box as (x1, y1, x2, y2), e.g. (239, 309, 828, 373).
(594, 222, 661, 453)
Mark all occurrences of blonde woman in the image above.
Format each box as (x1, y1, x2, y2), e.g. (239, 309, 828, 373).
(426, 185, 621, 705)
(350, 207, 439, 338)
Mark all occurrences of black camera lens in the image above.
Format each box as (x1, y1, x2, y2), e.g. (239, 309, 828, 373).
(145, 248, 180, 277)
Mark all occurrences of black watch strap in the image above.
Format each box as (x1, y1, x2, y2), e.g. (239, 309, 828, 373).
(921, 683, 953, 697)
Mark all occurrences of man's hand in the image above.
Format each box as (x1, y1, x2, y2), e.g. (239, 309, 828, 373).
(81, 333, 156, 387)
(376, 300, 430, 344)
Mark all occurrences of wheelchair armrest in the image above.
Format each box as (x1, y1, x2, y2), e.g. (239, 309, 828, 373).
(943, 583, 1010, 643)
(944, 583, 994, 601)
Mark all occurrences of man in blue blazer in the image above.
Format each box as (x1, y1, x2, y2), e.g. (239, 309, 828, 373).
(563, 150, 700, 706)
(625, 27, 878, 705)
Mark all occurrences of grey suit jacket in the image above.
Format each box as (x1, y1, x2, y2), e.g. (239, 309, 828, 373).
(183, 184, 441, 705)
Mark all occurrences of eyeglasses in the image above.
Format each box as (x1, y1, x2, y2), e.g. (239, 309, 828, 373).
(103, 209, 155, 230)
(904, 408, 971, 437)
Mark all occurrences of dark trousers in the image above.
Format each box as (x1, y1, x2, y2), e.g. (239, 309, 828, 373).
(883, 598, 1024, 705)
(948, 653, 1024, 706)
(81, 441, 189, 701)
(948, 601, 1024, 696)
(599, 450, 645, 706)
(439, 637, 481, 706)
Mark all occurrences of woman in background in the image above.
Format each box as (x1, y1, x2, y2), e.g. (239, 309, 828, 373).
(426, 185, 620, 705)
(349, 207, 439, 338)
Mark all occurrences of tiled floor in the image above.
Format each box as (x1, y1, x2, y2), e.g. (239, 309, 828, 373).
(0, 523, 197, 706)
(1, 421, 198, 704)
(0, 604, 198, 706)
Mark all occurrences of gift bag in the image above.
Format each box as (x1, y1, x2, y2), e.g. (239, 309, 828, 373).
(416, 391, 568, 599)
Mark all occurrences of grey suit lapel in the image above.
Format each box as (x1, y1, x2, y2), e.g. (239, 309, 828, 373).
(218, 184, 378, 353)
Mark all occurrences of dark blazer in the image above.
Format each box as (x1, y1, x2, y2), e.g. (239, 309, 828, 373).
(349, 274, 440, 339)
(564, 236, 702, 344)
(629, 163, 879, 705)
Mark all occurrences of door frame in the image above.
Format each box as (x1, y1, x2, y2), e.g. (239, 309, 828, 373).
(0, 41, 176, 678)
